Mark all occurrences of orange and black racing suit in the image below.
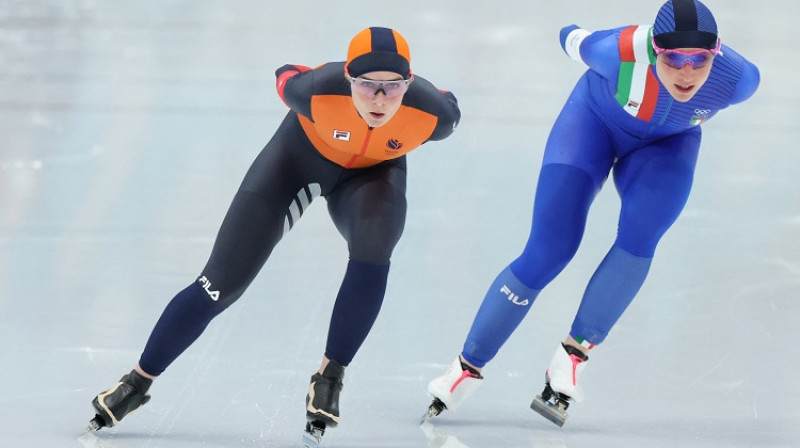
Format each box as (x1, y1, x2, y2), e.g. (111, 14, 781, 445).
(137, 61, 460, 374)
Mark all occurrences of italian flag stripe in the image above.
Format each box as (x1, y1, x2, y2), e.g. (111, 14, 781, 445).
(615, 62, 634, 107)
(638, 68, 659, 121)
(619, 26, 636, 62)
(633, 26, 653, 64)
(616, 25, 659, 119)
(623, 62, 650, 117)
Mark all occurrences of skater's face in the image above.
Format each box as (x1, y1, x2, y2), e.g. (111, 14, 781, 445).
(348, 71, 410, 127)
(655, 47, 716, 103)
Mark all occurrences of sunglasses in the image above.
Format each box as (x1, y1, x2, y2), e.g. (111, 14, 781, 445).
(651, 37, 721, 69)
(345, 74, 413, 98)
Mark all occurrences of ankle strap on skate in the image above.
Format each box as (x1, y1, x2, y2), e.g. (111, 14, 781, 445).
(126, 370, 154, 393)
(458, 357, 483, 379)
(561, 343, 588, 362)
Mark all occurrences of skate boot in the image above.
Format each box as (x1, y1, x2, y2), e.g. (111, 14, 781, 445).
(531, 343, 588, 427)
(422, 356, 483, 422)
(303, 360, 345, 447)
(87, 369, 153, 431)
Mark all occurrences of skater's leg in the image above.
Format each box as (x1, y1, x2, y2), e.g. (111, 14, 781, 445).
(138, 188, 286, 375)
(533, 132, 701, 425)
(137, 115, 334, 375)
(91, 115, 328, 429)
(567, 245, 653, 350)
(424, 164, 598, 418)
(90, 188, 289, 429)
(460, 163, 597, 369)
(569, 131, 700, 347)
(428, 83, 617, 419)
(303, 160, 407, 428)
(458, 88, 617, 369)
(460, 266, 540, 369)
(323, 159, 406, 367)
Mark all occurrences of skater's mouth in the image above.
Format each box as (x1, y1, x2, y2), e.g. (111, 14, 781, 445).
(370, 112, 385, 119)
(674, 83, 694, 93)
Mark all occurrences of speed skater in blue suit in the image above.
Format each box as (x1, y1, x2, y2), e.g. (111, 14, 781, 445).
(424, 0, 759, 426)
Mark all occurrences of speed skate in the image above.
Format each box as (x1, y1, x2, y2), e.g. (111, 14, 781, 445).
(530, 383, 570, 427)
(530, 343, 589, 426)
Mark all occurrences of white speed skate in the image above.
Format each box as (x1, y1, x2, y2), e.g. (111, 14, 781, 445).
(531, 343, 589, 427)
(422, 356, 483, 422)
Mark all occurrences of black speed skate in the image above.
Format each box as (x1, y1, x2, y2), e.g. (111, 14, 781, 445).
(303, 360, 345, 447)
(87, 369, 153, 431)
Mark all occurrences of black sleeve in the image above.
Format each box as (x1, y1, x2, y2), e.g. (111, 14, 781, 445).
(277, 64, 314, 119)
(277, 62, 349, 121)
(428, 89, 460, 142)
(403, 75, 461, 142)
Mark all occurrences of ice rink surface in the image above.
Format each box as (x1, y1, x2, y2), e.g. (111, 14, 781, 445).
(1, 0, 798, 446)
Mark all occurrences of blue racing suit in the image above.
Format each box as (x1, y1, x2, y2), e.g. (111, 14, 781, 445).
(461, 24, 760, 367)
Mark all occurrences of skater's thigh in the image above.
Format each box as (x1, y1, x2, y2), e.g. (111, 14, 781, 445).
(201, 190, 286, 303)
(326, 159, 407, 265)
(542, 86, 615, 189)
(202, 115, 334, 303)
(612, 131, 701, 257)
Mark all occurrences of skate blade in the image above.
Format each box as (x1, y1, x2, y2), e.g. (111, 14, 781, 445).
(302, 421, 325, 448)
(419, 408, 435, 424)
(419, 405, 441, 424)
(77, 430, 119, 448)
(530, 395, 567, 427)
(419, 398, 446, 424)
(302, 430, 321, 448)
(85, 416, 103, 432)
